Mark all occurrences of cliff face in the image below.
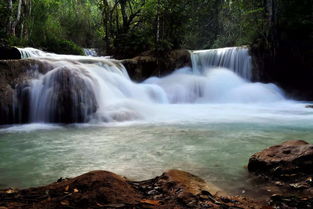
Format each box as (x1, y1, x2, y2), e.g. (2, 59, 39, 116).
(0, 59, 98, 125)
(122, 49, 192, 81)
(0, 59, 52, 124)
(251, 41, 313, 100)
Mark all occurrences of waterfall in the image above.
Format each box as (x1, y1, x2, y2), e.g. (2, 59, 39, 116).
(23, 58, 167, 123)
(18, 47, 100, 59)
(7, 47, 285, 124)
(18, 47, 57, 58)
(83, 48, 98, 57)
(191, 47, 252, 80)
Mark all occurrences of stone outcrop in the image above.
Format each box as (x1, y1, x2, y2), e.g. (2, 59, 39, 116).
(248, 140, 313, 195)
(251, 41, 313, 100)
(33, 66, 98, 123)
(0, 59, 98, 124)
(0, 59, 52, 124)
(122, 49, 191, 81)
(0, 170, 263, 209)
(0, 47, 21, 60)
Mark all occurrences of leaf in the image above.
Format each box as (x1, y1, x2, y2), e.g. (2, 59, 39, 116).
(5, 188, 16, 194)
(65, 185, 69, 191)
(73, 188, 79, 193)
(60, 200, 70, 206)
(140, 199, 160, 205)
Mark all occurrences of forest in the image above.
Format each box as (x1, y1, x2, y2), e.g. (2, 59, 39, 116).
(0, 0, 312, 59)
(1, 1, 313, 209)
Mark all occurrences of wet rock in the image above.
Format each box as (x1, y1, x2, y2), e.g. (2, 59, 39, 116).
(122, 49, 191, 81)
(248, 140, 313, 199)
(0, 59, 52, 124)
(248, 140, 313, 181)
(0, 59, 98, 124)
(0, 47, 21, 60)
(270, 194, 313, 209)
(305, 105, 313, 109)
(37, 66, 98, 123)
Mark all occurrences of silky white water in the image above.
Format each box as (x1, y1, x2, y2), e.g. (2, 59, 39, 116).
(0, 47, 312, 196)
(191, 47, 252, 80)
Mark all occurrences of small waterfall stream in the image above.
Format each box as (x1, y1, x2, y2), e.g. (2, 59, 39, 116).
(13, 47, 284, 124)
(191, 47, 252, 80)
(83, 48, 98, 57)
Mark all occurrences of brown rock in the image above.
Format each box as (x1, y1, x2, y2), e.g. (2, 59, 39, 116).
(158, 170, 226, 197)
(122, 49, 191, 81)
(0, 169, 264, 209)
(248, 140, 313, 181)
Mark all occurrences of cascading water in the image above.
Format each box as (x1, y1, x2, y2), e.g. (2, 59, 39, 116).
(83, 48, 98, 57)
(18, 47, 57, 58)
(3, 47, 313, 193)
(14, 47, 285, 124)
(191, 47, 252, 80)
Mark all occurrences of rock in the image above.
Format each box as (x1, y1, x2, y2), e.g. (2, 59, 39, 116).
(250, 38, 313, 101)
(0, 47, 21, 60)
(270, 194, 313, 209)
(157, 169, 226, 197)
(248, 140, 313, 183)
(0, 169, 264, 209)
(306, 105, 313, 109)
(0, 59, 98, 124)
(0, 59, 52, 124)
(37, 66, 98, 123)
(122, 49, 191, 81)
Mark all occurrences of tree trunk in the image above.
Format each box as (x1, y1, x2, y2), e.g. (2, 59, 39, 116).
(7, 0, 13, 35)
(119, 0, 128, 33)
(11, 0, 23, 36)
(102, 0, 111, 51)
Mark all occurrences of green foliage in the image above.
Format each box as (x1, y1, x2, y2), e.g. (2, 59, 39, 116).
(43, 37, 83, 55)
(0, 1, 8, 42)
(1, 0, 312, 57)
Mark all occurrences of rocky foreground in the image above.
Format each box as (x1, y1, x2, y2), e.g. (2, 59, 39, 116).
(0, 169, 263, 209)
(1, 140, 313, 209)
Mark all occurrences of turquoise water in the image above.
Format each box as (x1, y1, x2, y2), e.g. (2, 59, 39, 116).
(1, 102, 312, 195)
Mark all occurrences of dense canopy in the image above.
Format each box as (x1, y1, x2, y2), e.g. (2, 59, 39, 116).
(0, 0, 312, 58)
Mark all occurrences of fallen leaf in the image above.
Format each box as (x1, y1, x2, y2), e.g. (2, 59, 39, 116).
(5, 188, 16, 194)
(65, 185, 69, 191)
(140, 199, 160, 205)
(60, 200, 70, 206)
(73, 188, 79, 193)
(96, 202, 105, 207)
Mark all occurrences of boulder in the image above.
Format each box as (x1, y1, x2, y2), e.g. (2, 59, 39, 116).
(122, 49, 191, 81)
(248, 140, 313, 182)
(0, 59, 52, 124)
(0, 59, 98, 124)
(0, 47, 21, 60)
(306, 105, 313, 109)
(0, 169, 263, 209)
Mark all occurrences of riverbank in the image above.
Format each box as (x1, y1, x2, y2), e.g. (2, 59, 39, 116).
(1, 140, 313, 209)
(0, 169, 264, 209)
